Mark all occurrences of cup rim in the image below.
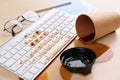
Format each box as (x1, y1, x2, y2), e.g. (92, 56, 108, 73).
(75, 14, 96, 43)
(60, 47, 96, 73)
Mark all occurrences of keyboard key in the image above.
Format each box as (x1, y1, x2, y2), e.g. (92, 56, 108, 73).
(44, 36, 52, 42)
(26, 52, 34, 58)
(67, 25, 73, 29)
(23, 45, 32, 51)
(59, 16, 66, 21)
(35, 30, 41, 35)
(17, 37, 23, 42)
(15, 44, 23, 50)
(17, 61, 32, 75)
(4, 52, 12, 59)
(48, 33, 56, 38)
(13, 53, 22, 60)
(38, 27, 45, 32)
(44, 44, 51, 51)
(39, 56, 49, 64)
(48, 41, 55, 47)
(40, 49, 47, 55)
(0, 57, 7, 64)
(34, 62, 44, 69)
(21, 40, 28, 46)
(11, 41, 18, 47)
(63, 20, 69, 25)
(18, 49, 26, 56)
(6, 45, 12, 51)
(36, 44, 42, 49)
(34, 52, 43, 59)
(66, 16, 75, 22)
(60, 24, 66, 28)
(60, 31, 66, 35)
(4, 58, 16, 67)
(66, 32, 74, 39)
(24, 71, 34, 80)
(11, 56, 28, 71)
(29, 66, 39, 74)
(63, 27, 70, 32)
(40, 40, 47, 46)
(10, 48, 18, 54)
(0, 50, 7, 56)
(57, 12, 64, 17)
(52, 37, 59, 43)
(56, 33, 63, 39)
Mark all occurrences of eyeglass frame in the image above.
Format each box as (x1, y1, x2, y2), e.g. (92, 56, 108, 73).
(3, 11, 39, 36)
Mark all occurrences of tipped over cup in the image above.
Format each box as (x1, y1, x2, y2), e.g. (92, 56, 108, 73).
(75, 12, 120, 43)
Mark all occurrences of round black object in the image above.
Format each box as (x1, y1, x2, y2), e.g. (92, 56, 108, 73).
(60, 47, 96, 75)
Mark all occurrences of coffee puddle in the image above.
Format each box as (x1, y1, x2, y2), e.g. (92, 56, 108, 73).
(74, 38, 109, 59)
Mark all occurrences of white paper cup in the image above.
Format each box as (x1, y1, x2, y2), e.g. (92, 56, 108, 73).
(76, 12, 120, 43)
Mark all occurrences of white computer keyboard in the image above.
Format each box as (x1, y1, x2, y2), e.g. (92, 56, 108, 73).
(0, 9, 77, 80)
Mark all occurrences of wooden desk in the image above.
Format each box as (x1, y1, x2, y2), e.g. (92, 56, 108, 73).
(0, 0, 120, 80)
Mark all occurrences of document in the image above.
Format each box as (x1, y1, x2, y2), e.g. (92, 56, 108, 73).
(52, 0, 95, 15)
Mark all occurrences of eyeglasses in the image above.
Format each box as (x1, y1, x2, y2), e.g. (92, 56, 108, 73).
(3, 11, 39, 36)
(3, 2, 71, 36)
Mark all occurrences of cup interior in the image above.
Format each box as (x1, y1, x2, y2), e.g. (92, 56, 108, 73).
(60, 47, 96, 74)
(76, 14, 95, 43)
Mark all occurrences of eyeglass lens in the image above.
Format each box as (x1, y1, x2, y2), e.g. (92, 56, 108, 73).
(4, 20, 23, 33)
(22, 11, 39, 22)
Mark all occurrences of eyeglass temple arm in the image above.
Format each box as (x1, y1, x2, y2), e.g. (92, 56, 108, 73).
(11, 25, 16, 36)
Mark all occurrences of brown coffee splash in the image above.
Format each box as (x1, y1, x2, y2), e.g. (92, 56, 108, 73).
(74, 38, 109, 58)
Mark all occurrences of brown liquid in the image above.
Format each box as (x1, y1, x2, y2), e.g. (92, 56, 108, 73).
(74, 38, 109, 58)
(81, 33, 95, 42)
(36, 37, 112, 80)
(36, 73, 48, 80)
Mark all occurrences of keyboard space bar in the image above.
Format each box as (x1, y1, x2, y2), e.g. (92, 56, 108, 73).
(46, 36, 70, 58)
